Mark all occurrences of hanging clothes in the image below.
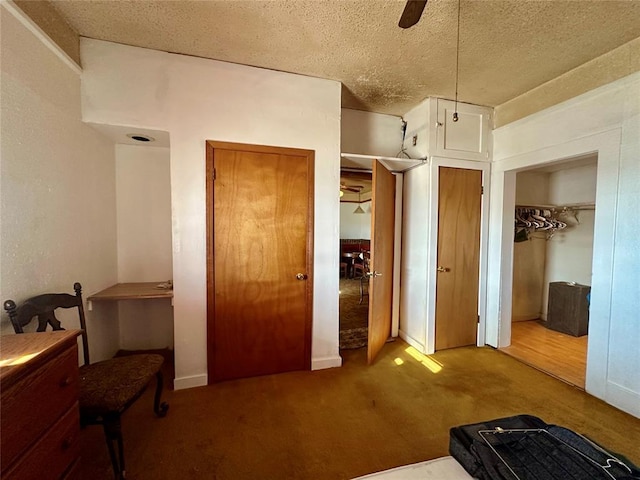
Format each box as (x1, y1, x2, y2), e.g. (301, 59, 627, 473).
(514, 207, 567, 241)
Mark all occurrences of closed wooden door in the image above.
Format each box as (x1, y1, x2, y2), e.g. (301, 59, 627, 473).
(206, 141, 314, 382)
(435, 167, 482, 350)
(367, 160, 396, 364)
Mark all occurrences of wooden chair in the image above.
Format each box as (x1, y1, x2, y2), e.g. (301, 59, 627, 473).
(340, 261, 348, 277)
(352, 252, 367, 278)
(357, 253, 371, 304)
(4, 282, 169, 480)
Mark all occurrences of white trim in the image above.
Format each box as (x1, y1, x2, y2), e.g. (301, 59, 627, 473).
(312, 355, 342, 370)
(605, 381, 640, 418)
(398, 329, 425, 353)
(425, 157, 491, 354)
(173, 373, 208, 390)
(391, 173, 403, 337)
(1, 0, 82, 75)
(488, 129, 621, 404)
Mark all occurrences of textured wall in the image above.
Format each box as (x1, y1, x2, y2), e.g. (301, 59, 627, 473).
(0, 7, 118, 361)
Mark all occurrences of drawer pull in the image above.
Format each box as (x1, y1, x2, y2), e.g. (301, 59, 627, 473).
(60, 376, 73, 387)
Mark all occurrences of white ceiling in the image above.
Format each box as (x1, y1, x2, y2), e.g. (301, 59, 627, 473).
(50, 0, 640, 117)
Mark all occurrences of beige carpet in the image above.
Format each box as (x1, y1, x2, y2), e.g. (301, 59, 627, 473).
(76, 340, 640, 480)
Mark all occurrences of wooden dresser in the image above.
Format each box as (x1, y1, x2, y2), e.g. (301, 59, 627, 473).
(1, 330, 82, 480)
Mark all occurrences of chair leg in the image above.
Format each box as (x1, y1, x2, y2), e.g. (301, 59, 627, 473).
(154, 371, 169, 417)
(103, 413, 126, 479)
(359, 277, 368, 305)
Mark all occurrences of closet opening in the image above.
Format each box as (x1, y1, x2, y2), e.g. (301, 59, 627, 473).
(500, 154, 597, 389)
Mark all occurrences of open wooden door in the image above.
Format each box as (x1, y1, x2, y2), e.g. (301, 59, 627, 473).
(367, 160, 396, 364)
(435, 167, 482, 350)
(206, 141, 314, 382)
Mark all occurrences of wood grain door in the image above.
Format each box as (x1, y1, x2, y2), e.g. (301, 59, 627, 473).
(435, 167, 482, 350)
(206, 141, 314, 382)
(367, 160, 396, 364)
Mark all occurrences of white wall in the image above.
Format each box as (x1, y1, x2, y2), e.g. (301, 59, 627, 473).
(542, 164, 597, 318)
(398, 164, 429, 351)
(512, 172, 549, 321)
(489, 72, 640, 417)
(512, 165, 597, 322)
(0, 7, 119, 362)
(401, 99, 430, 159)
(80, 39, 342, 388)
(116, 144, 172, 282)
(115, 144, 174, 350)
(340, 201, 371, 239)
(341, 109, 402, 157)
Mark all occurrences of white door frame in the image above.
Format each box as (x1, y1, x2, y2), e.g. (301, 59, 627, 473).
(485, 129, 621, 402)
(425, 157, 491, 354)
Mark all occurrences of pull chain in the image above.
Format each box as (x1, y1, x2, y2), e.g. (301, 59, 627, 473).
(453, 0, 461, 122)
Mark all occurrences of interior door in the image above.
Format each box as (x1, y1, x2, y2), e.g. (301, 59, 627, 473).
(435, 167, 482, 350)
(206, 141, 314, 382)
(367, 160, 396, 364)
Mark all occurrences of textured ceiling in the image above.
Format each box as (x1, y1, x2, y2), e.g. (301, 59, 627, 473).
(51, 0, 640, 116)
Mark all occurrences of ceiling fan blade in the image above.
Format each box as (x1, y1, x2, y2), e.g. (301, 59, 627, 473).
(398, 0, 428, 29)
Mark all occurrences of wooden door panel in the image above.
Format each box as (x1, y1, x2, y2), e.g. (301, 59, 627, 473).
(367, 160, 396, 364)
(207, 143, 313, 382)
(435, 167, 482, 350)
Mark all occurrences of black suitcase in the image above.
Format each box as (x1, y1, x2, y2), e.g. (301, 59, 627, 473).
(449, 414, 640, 480)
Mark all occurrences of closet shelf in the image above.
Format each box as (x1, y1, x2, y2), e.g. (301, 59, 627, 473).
(516, 202, 595, 211)
(341, 153, 426, 173)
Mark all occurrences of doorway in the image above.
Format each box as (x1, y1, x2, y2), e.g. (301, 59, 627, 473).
(500, 155, 597, 389)
(337, 161, 396, 365)
(205, 141, 314, 382)
(338, 169, 372, 350)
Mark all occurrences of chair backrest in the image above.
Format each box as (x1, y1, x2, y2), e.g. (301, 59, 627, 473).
(3, 282, 90, 365)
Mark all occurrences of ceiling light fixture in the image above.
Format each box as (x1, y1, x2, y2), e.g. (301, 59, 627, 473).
(453, 0, 461, 122)
(353, 189, 366, 214)
(126, 133, 155, 143)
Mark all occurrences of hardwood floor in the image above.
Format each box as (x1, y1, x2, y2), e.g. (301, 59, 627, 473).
(500, 320, 587, 389)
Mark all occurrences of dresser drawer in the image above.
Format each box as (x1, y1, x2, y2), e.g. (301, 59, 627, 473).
(1, 344, 79, 472)
(3, 402, 80, 480)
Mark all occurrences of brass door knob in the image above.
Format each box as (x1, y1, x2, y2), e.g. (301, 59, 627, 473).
(296, 273, 308, 280)
(437, 266, 450, 273)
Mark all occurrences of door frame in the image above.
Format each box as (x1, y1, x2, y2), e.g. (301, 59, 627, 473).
(425, 157, 491, 354)
(205, 140, 315, 382)
(486, 131, 620, 400)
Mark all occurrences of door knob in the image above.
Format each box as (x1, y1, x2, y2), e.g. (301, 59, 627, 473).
(437, 266, 450, 273)
(366, 271, 382, 278)
(296, 273, 308, 280)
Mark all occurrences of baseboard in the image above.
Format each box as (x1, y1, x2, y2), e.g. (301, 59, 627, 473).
(398, 329, 425, 353)
(312, 355, 342, 370)
(604, 381, 640, 418)
(173, 373, 208, 390)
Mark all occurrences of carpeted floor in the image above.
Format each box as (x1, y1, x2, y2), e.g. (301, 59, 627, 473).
(339, 278, 369, 349)
(76, 340, 640, 480)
